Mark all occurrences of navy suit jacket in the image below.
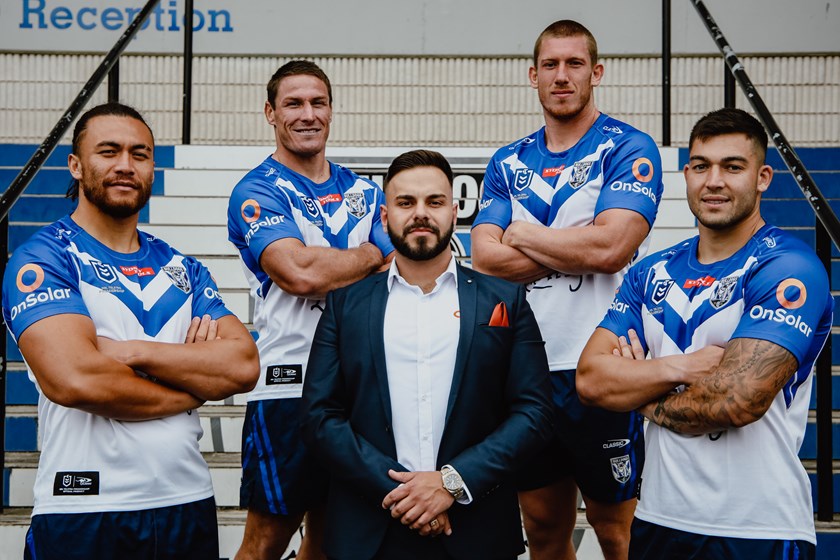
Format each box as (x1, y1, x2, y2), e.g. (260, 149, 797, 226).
(302, 264, 553, 560)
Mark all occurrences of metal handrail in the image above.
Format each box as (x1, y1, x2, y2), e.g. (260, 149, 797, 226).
(691, 0, 836, 522)
(0, 0, 161, 514)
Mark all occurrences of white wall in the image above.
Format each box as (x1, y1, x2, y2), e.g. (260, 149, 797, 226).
(1, 0, 838, 56)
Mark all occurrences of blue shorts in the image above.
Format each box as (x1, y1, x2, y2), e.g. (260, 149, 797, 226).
(23, 497, 218, 560)
(517, 369, 644, 503)
(630, 518, 815, 560)
(240, 398, 327, 516)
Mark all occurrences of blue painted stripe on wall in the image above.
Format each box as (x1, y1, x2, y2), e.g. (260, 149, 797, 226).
(5, 417, 37, 452)
(6, 370, 37, 405)
(678, 147, 840, 172)
(0, 145, 174, 168)
(809, 472, 840, 515)
(800, 421, 840, 460)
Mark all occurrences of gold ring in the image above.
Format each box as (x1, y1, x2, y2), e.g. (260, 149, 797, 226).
(430, 519, 439, 528)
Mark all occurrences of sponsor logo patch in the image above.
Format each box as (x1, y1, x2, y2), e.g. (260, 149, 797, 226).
(162, 266, 191, 293)
(120, 265, 155, 277)
(344, 192, 367, 219)
(763, 236, 777, 249)
(569, 161, 593, 189)
(748, 304, 813, 337)
(318, 193, 343, 205)
(710, 276, 738, 309)
(16, 263, 44, 293)
(54, 471, 99, 496)
(603, 438, 630, 449)
(683, 275, 715, 289)
(610, 455, 632, 484)
(632, 157, 655, 182)
(478, 198, 493, 212)
(777, 278, 807, 310)
(241, 199, 261, 223)
(542, 166, 565, 177)
(265, 364, 303, 385)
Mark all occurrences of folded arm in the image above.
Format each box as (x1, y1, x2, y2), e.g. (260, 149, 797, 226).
(639, 337, 798, 434)
(577, 327, 724, 412)
(261, 237, 388, 299)
(19, 313, 204, 420)
(96, 314, 260, 401)
(502, 208, 651, 275)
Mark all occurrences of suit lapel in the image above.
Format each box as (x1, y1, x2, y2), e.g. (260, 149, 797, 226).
(369, 274, 394, 426)
(444, 265, 476, 426)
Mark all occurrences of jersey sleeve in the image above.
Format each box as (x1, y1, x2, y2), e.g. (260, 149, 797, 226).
(472, 153, 513, 230)
(597, 263, 649, 355)
(183, 256, 234, 321)
(227, 173, 305, 262)
(2, 241, 89, 341)
(731, 248, 830, 365)
(594, 131, 663, 228)
(369, 184, 395, 255)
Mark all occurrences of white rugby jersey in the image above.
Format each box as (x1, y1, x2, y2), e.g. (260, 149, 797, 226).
(599, 224, 832, 543)
(473, 114, 663, 369)
(227, 157, 393, 401)
(2, 216, 232, 515)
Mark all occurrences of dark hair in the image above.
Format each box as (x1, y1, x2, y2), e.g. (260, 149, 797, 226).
(266, 60, 333, 108)
(689, 108, 768, 161)
(384, 150, 454, 191)
(66, 102, 153, 200)
(533, 19, 598, 66)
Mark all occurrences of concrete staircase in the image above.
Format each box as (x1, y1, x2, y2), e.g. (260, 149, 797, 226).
(2, 144, 839, 559)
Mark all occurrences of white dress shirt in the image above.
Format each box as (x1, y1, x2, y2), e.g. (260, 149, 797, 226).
(383, 257, 460, 475)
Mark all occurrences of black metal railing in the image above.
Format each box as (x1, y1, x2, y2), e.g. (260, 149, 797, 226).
(690, 0, 837, 521)
(0, 0, 162, 514)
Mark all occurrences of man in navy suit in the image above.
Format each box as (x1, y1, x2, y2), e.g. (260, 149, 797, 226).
(302, 149, 554, 559)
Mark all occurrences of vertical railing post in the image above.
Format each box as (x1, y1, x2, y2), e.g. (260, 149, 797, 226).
(815, 219, 835, 521)
(662, 0, 672, 146)
(0, 217, 9, 513)
(723, 63, 735, 108)
(108, 60, 120, 103)
(182, 0, 194, 145)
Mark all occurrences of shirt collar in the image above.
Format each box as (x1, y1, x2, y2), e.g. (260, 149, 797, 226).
(387, 255, 458, 293)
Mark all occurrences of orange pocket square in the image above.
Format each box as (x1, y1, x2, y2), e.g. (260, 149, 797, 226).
(488, 302, 509, 327)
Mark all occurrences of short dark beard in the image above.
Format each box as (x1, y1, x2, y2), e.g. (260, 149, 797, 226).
(81, 176, 151, 219)
(388, 219, 454, 261)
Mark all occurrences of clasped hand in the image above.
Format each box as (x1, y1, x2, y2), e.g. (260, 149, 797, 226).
(381, 469, 454, 537)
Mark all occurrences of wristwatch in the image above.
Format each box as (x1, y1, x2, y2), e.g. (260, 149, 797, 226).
(440, 464, 465, 500)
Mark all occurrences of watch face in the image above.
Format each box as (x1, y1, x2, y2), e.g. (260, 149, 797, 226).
(443, 472, 461, 490)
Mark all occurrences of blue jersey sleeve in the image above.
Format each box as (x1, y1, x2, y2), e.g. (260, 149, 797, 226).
(184, 256, 233, 321)
(598, 263, 649, 355)
(2, 239, 89, 341)
(732, 248, 831, 365)
(472, 152, 513, 230)
(595, 131, 663, 228)
(227, 172, 304, 263)
(369, 185, 395, 255)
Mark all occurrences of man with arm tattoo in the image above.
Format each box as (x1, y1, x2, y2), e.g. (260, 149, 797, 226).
(577, 108, 832, 560)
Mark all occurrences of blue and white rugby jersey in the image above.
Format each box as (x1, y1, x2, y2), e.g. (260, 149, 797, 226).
(228, 156, 394, 401)
(473, 114, 663, 369)
(600, 224, 832, 543)
(2, 215, 232, 515)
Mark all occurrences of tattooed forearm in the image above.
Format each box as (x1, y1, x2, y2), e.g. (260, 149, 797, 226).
(645, 338, 798, 435)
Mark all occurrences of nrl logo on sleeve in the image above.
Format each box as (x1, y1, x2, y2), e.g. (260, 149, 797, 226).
(344, 192, 367, 219)
(651, 279, 674, 305)
(710, 276, 738, 309)
(162, 266, 191, 293)
(513, 168, 534, 191)
(569, 161, 593, 189)
(90, 260, 118, 284)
